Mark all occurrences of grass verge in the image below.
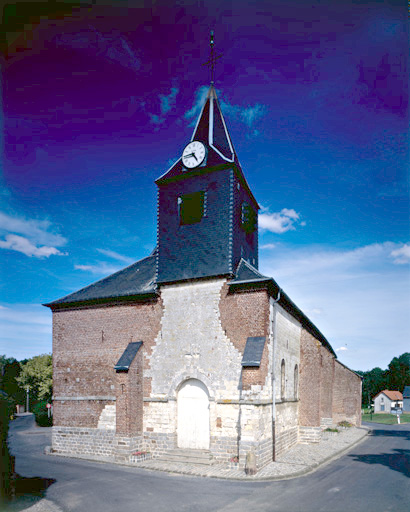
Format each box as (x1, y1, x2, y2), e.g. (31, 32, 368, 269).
(362, 413, 410, 424)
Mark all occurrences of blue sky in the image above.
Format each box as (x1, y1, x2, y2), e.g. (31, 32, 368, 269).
(1, 0, 408, 371)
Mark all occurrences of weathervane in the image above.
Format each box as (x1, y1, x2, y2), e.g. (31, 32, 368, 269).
(203, 30, 222, 85)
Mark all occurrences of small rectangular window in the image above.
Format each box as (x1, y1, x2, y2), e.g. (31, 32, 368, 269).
(179, 191, 205, 225)
(241, 202, 257, 233)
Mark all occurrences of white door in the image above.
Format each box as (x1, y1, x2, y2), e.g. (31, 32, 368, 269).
(177, 379, 210, 449)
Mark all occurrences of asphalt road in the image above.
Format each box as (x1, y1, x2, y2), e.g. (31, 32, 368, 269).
(5, 415, 410, 512)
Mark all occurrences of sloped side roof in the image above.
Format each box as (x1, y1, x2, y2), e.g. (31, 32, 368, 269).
(229, 259, 337, 358)
(376, 390, 403, 401)
(403, 386, 410, 398)
(45, 253, 157, 307)
(114, 342, 143, 371)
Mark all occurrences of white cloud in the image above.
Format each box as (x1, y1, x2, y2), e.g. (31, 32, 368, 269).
(149, 113, 165, 125)
(336, 346, 348, 352)
(239, 104, 267, 127)
(0, 212, 66, 246)
(260, 241, 410, 371)
(55, 27, 140, 73)
(160, 87, 179, 115)
(0, 212, 67, 258)
(0, 234, 64, 258)
(96, 248, 134, 265)
(184, 85, 209, 121)
(184, 87, 267, 136)
(75, 262, 123, 275)
(148, 87, 179, 126)
(390, 243, 410, 264)
(260, 243, 276, 250)
(259, 208, 301, 234)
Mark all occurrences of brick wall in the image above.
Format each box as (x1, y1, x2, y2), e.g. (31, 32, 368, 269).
(115, 348, 143, 436)
(332, 361, 362, 426)
(52, 301, 162, 428)
(219, 285, 270, 391)
(299, 328, 322, 427)
(320, 346, 334, 425)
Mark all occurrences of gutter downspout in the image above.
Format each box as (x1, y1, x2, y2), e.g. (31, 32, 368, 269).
(270, 289, 281, 460)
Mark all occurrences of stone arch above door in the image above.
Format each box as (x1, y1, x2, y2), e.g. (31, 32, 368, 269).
(177, 378, 210, 450)
(168, 370, 214, 400)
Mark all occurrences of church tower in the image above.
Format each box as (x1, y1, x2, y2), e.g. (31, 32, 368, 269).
(156, 85, 259, 284)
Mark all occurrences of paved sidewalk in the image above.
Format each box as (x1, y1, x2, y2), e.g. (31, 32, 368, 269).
(128, 426, 369, 480)
(16, 424, 369, 512)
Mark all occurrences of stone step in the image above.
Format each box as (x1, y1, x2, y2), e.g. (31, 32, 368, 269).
(159, 449, 214, 465)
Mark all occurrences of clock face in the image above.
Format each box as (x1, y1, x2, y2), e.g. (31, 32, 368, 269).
(182, 141, 207, 169)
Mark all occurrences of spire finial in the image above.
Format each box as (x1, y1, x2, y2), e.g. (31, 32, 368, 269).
(203, 30, 222, 85)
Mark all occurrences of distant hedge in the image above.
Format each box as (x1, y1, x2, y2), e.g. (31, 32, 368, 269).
(0, 396, 15, 502)
(32, 400, 52, 427)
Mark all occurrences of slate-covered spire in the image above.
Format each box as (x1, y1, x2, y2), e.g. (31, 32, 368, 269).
(190, 85, 236, 164)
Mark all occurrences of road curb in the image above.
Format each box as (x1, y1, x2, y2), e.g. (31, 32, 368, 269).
(43, 426, 371, 482)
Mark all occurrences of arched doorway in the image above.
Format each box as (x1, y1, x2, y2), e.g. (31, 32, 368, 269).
(177, 379, 210, 450)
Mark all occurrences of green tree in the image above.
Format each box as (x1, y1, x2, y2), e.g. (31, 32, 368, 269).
(16, 354, 52, 403)
(359, 367, 387, 407)
(0, 358, 25, 404)
(385, 352, 410, 392)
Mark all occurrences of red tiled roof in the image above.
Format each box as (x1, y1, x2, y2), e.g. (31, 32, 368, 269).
(377, 390, 403, 401)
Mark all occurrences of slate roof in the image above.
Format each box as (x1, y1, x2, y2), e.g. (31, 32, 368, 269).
(242, 337, 266, 367)
(155, 85, 258, 210)
(376, 390, 403, 401)
(44, 252, 157, 307)
(403, 386, 410, 398)
(114, 342, 143, 371)
(45, 254, 338, 359)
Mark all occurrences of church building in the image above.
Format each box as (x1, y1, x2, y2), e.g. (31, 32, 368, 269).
(45, 69, 361, 472)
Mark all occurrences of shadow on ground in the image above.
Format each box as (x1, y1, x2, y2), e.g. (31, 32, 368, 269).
(1, 474, 56, 511)
(349, 449, 409, 478)
(366, 428, 410, 440)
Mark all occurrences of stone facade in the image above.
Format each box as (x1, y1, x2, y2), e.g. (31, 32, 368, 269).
(50, 277, 362, 470)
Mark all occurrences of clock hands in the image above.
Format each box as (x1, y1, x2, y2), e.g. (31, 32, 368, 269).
(182, 140, 206, 169)
(183, 152, 198, 161)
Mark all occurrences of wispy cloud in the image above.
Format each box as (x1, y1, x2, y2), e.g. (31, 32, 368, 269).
(148, 87, 179, 126)
(149, 114, 165, 125)
(96, 248, 134, 265)
(55, 26, 140, 73)
(259, 208, 302, 234)
(390, 243, 410, 264)
(220, 99, 267, 137)
(0, 212, 67, 258)
(183, 86, 267, 136)
(336, 346, 348, 352)
(260, 243, 276, 250)
(0, 235, 63, 258)
(260, 241, 410, 370)
(75, 262, 123, 275)
(160, 87, 179, 115)
(184, 86, 209, 122)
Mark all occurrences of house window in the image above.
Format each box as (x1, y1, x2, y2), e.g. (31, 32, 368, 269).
(241, 202, 257, 234)
(281, 359, 285, 401)
(294, 364, 298, 400)
(179, 191, 205, 225)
